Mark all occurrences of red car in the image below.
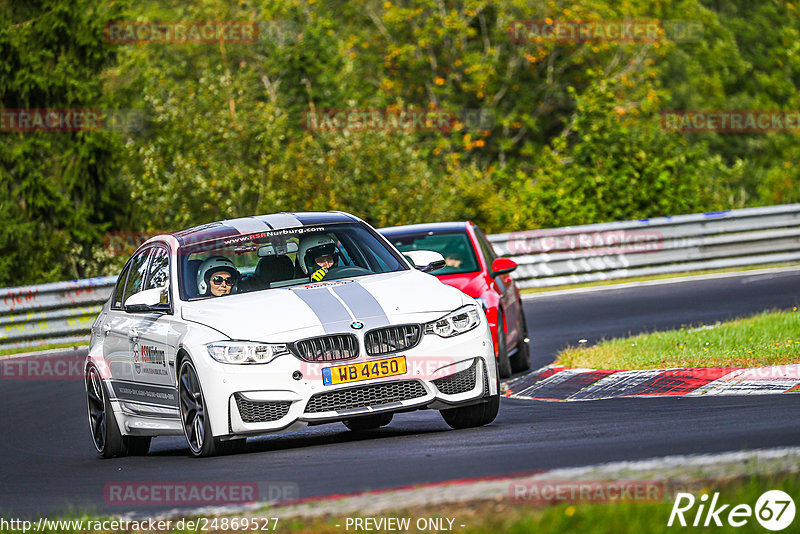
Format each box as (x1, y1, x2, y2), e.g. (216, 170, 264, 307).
(379, 222, 530, 378)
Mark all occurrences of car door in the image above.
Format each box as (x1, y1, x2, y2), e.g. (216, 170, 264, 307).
(130, 245, 181, 412)
(102, 249, 152, 384)
(475, 227, 521, 350)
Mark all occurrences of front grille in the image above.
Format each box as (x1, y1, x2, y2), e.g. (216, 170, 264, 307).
(365, 324, 421, 356)
(304, 380, 427, 414)
(432, 361, 478, 395)
(292, 334, 359, 362)
(234, 394, 292, 423)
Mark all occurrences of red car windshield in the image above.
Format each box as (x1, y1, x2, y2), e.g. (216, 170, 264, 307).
(387, 232, 480, 275)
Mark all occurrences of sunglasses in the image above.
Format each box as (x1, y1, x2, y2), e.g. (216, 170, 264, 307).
(211, 275, 234, 286)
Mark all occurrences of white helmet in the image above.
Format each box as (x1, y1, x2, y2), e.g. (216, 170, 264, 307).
(297, 234, 338, 275)
(197, 255, 239, 295)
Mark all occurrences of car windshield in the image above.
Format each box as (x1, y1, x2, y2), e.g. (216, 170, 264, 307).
(179, 222, 407, 300)
(386, 231, 480, 275)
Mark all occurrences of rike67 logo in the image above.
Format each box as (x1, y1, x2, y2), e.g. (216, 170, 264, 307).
(668, 490, 796, 531)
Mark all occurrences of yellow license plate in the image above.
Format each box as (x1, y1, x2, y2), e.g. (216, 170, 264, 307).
(322, 356, 407, 385)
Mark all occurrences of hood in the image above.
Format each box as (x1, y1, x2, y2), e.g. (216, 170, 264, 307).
(180, 270, 466, 341)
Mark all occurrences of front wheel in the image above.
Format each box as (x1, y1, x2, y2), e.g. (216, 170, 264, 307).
(510, 306, 531, 373)
(179, 360, 220, 458)
(495, 308, 512, 379)
(440, 363, 500, 429)
(86, 364, 127, 458)
(440, 396, 499, 429)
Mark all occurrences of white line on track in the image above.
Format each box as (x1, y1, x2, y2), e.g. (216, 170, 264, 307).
(522, 265, 800, 299)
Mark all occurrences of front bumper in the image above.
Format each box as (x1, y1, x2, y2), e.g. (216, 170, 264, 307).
(195, 321, 497, 437)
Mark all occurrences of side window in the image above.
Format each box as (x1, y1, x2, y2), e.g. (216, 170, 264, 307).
(475, 229, 497, 265)
(144, 247, 170, 292)
(122, 249, 152, 305)
(112, 262, 132, 310)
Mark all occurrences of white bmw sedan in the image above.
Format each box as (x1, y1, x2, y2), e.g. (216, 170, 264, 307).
(85, 211, 499, 457)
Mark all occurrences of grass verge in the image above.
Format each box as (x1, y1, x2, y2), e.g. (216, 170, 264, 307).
(520, 262, 800, 294)
(2, 474, 797, 533)
(0, 341, 87, 358)
(281, 475, 798, 534)
(557, 308, 800, 370)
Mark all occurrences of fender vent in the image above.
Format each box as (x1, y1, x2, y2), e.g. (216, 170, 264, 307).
(432, 361, 478, 395)
(234, 394, 292, 423)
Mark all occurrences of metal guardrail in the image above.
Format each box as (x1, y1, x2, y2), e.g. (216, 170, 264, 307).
(489, 203, 800, 289)
(0, 277, 116, 349)
(2, 204, 799, 349)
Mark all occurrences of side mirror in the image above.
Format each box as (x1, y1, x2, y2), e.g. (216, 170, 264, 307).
(124, 286, 170, 313)
(490, 257, 517, 278)
(403, 250, 447, 273)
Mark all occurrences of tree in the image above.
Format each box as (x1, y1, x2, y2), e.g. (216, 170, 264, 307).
(0, 0, 128, 284)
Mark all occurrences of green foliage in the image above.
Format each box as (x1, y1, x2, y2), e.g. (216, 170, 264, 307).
(3, 0, 799, 283)
(0, 0, 128, 285)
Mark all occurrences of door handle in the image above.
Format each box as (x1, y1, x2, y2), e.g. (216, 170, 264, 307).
(102, 324, 112, 336)
(129, 328, 139, 342)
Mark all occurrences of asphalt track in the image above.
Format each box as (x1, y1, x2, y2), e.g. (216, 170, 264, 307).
(2, 269, 799, 518)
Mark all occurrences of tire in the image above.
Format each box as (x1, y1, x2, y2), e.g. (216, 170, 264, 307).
(495, 308, 512, 379)
(125, 436, 151, 456)
(86, 364, 127, 458)
(510, 306, 531, 373)
(218, 438, 247, 454)
(342, 412, 393, 431)
(178, 360, 221, 458)
(440, 363, 500, 429)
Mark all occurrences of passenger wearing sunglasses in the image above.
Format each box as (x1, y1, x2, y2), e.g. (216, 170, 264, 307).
(196, 255, 240, 297)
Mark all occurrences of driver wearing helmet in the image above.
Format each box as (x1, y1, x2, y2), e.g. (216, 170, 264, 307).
(297, 234, 339, 282)
(197, 255, 240, 297)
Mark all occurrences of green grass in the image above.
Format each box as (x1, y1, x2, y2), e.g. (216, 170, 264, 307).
(0, 341, 87, 358)
(271, 475, 800, 533)
(2, 474, 797, 533)
(521, 262, 800, 294)
(557, 308, 800, 370)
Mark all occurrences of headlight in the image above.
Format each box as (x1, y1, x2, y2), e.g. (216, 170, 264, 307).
(206, 341, 289, 364)
(424, 305, 481, 338)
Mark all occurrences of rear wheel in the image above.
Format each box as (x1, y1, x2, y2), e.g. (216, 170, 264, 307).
(510, 307, 531, 373)
(179, 360, 221, 458)
(343, 412, 393, 431)
(126, 436, 151, 456)
(86, 364, 127, 458)
(495, 308, 512, 378)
